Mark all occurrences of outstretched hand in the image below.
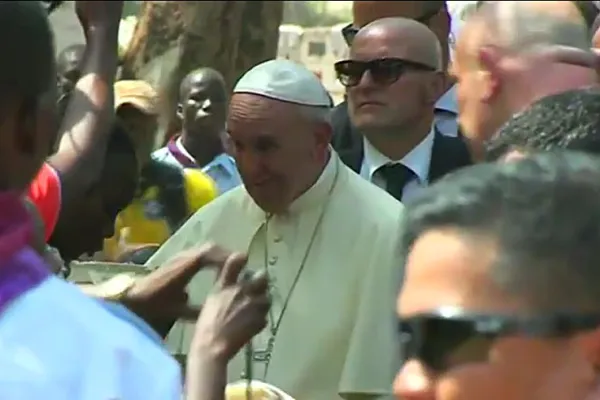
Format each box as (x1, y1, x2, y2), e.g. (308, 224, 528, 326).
(120, 244, 232, 336)
(191, 253, 271, 362)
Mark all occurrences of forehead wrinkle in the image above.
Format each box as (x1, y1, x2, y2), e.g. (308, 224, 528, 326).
(228, 94, 295, 132)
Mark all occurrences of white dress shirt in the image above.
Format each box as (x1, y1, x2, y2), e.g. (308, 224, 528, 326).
(360, 129, 435, 202)
(0, 276, 181, 399)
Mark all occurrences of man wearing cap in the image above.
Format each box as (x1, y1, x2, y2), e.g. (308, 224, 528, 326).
(103, 80, 218, 262)
(146, 59, 405, 399)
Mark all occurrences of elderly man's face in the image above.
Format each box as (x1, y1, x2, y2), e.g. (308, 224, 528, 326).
(226, 94, 330, 214)
(394, 229, 599, 400)
(345, 27, 440, 134)
(451, 26, 503, 150)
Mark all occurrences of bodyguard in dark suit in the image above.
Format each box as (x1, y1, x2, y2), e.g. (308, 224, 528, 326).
(331, 18, 471, 202)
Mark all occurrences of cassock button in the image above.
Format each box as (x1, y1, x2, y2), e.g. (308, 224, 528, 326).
(268, 255, 278, 265)
(273, 235, 283, 243)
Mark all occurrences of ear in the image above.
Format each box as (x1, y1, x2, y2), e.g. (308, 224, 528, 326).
(476, 45, 502, 103)
(424, 71, 446, 106)
(176, 103, 184, 120)
(313, 122, 332, 158)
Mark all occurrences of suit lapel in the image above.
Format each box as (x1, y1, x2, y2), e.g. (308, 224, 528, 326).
(428, 129, 472, 182)
(337, 136, 363, 173)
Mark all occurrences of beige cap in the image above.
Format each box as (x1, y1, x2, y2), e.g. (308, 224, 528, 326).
(114, 80, 159, 115)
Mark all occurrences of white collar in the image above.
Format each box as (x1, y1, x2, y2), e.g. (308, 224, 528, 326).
(436, 85, 458, 115)
(175, 137, 196, 163)
(362, 129, 435, 183)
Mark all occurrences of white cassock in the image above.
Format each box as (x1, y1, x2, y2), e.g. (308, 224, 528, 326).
(146, 151, 406, 400)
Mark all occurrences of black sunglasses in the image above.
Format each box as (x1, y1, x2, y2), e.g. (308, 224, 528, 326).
(341, 6, 442, 46)
(399, 309, 600, 372)
(334, 58, 436, 88)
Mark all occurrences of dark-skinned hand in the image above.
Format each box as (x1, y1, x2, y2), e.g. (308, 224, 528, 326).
(190, 253, 271, 362)
(120, 244, 233, 337)
(75, 0, 124, 34)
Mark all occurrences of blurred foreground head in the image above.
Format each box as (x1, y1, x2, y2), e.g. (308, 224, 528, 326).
(486, 87, 600, 161)
(453, 1, 598, 161)
(0, 2, 57, 192)
(396, 151, 600, 400)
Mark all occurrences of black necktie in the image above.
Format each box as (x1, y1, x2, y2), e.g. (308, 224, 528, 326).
(377, 164, 415, 201)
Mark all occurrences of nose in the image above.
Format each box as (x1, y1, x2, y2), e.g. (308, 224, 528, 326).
(355, 69, 378, 89)
(393, 360, 436, 400)
(197, 98, 213, 118)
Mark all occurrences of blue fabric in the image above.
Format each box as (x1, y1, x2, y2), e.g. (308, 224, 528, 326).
(99, 300, 163, 344)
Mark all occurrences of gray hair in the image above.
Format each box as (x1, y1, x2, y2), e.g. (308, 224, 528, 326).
(479, 2, 590, 54)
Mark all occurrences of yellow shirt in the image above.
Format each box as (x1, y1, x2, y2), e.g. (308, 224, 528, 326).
(146, 152, 405, 400)
(104, 168, 217, 259)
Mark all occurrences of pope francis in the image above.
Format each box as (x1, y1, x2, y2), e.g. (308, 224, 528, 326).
(147, 59, 406, 400)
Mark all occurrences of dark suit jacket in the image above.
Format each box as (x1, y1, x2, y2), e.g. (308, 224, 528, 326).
(330, 101, 472, 183)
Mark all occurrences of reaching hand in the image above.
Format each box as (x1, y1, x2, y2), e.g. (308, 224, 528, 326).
(191, 253, 271, 362)
(120, 243, 232, 336)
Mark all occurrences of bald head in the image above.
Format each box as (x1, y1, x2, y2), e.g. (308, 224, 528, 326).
(472, 1, 590, 53)
(355, 17, 443, 70)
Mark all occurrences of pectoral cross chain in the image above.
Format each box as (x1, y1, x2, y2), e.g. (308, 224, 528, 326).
(252, 336, 275, 363)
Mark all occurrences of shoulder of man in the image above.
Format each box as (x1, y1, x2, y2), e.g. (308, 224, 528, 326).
(0, 276, 181, 398)
(339, 162, 405, 215)
(144, 186, 245, 269)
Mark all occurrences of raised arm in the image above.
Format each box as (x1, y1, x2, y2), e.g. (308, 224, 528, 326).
(48, 1, 123, 205)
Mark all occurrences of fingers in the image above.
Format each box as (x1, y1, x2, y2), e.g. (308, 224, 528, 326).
(217, 253, 248, 288)
(243, 270, 270, 296)
(161, 243, 235, 288)
(177, 304, 202, 321)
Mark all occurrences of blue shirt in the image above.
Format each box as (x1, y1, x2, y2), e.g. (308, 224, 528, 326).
(153, 143, 242, 195)
(434, 85, 459, 137)
(0, 277, 181, 399)
(202, 153, 242, 194)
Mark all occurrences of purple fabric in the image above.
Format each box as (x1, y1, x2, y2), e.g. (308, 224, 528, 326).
(166, 136, 198, 168)
(0, 248, 49, 312)
(0, 193, 49, 312)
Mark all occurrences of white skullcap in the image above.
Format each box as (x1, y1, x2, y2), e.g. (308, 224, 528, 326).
(233, 59, 333, 107)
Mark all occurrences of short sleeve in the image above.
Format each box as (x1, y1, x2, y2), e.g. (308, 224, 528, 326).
(26, 163, 61, 241)
(182, 168, 217, 215)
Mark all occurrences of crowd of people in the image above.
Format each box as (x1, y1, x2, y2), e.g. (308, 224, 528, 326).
(5, 0, 600, 399)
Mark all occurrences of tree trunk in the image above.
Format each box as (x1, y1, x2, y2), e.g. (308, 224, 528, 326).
(233, 2, 284, 87)
(120, 1, 185, 80)
(120, 0, 283, 144)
